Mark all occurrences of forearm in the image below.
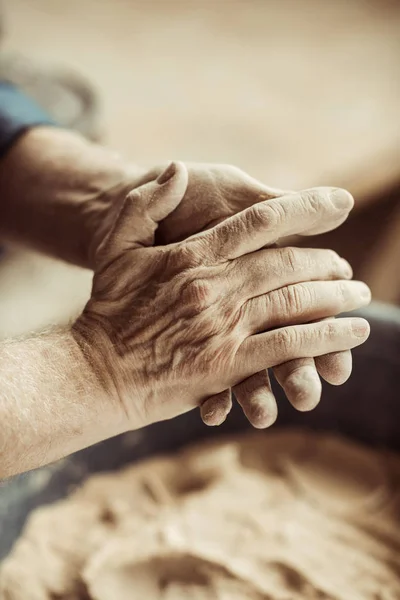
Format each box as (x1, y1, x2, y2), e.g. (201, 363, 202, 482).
(0, 328, 126, 479)
(0, 126, 147, 267)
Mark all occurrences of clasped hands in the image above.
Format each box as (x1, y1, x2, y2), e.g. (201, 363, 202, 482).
(73, 162, 371, 431)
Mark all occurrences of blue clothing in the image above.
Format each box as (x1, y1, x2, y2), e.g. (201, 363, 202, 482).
(0, 81, 54, 158)
(0, 81, 54, 254)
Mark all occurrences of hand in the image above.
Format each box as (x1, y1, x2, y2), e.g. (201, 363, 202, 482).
(73, 163, 370, 430)
(156, 163, 349, 242)
(96, 163, 352, 251)
(0, 127, 355, 421)
(0, 124, 354, 416)
(154, 163, 359, 428)
(95, 163, 357, 424)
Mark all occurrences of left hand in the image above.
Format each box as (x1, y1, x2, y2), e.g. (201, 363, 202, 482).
(94, 162, 357, 428)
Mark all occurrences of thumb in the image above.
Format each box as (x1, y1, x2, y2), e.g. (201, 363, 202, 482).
(243, 175, 353, 237)
(100, 161, 188, 260)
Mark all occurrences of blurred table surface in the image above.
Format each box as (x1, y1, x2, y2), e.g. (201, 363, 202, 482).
(0, 0, 399, 337)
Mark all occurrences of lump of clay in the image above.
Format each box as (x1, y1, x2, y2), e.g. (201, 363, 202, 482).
(1, 430, 400, 600)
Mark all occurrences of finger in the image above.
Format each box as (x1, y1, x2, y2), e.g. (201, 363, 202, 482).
(224, 174, 349, 237)
(101, 161, 188, 260)
(235, 317, 370, 381)
(273, 358, 322, 412)
(230, 247, 352, 302)
(233, 370, 278, 429)
(187, 187, 353, 263)
(308, 316, 353, 385)
(301, 213, 349, 237)
(315, 350, 353, 385)
(244, 280, 371, 335)
(200, 389, 232, 426)
(254, 185, 352, 237)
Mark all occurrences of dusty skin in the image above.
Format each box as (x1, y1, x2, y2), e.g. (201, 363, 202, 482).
(2, 429, 400, 599)
(0, 153, 372, 479)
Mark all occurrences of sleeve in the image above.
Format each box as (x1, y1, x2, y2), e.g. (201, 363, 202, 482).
(0, 81, 55, 158)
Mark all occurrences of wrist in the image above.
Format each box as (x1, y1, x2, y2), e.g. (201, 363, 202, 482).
(71, 312, 145, 432)
(0, 125, 147, 267)
(59, 327, 126, 441)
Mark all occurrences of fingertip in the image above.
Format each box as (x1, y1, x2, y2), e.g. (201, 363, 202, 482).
(351, 317, 371, 339)
(156, 161, 177, 184)
(354, 281, 372, 305)
(325, 371, 351, 386)
(284, 367, 322, 412)
(147, 161, 189, 225)
(172, 160, 189, 186)
(341, 258, 353, 280)
(291, 187, 354, 237)
(200, 391, 232, 427)
(315, 351, 353, 386)
(156, 161, 188, 186)
(329, 188, 354, 212)
(243, 395, 278, 429)
(201, 407, 228, 427)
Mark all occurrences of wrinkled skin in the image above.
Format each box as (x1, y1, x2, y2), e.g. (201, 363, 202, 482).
(74, 163, 370, 430)
(92, 162, 361, 426)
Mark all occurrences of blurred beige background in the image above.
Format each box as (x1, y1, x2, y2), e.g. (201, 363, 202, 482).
(1, 0, 399, 337)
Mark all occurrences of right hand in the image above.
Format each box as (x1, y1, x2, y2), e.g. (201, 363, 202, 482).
(72, 162, 371, 430)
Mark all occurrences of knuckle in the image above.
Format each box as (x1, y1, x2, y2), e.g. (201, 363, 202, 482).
(172, 244, 200, 270)
(248, 203, 267, 228)
(125, 188, 143, 209)
(181, 278, 214, 312)
(273, 327, 298, 355)
(279, 284, 311, 316)
(249, 202, 279, 231)
(321, 320, 338, 340)
(125, 189, 140, 202)
(299, 189, 321, 214)
(281, 247, 300, 274)
(125, 189, 139, 201)
(292, 284, 312, 313)
(209, 226, 231, 262)
(274, 287, 291, 315)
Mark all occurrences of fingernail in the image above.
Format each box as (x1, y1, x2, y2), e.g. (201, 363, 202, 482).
(329, 189, 354, 211)
(157, 162, 176, 185)
(355, 282, 371, 302)
(351, 318, 370, 338)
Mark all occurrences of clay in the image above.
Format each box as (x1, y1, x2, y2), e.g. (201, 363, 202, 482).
(1, 429, 400, 599)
